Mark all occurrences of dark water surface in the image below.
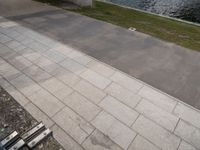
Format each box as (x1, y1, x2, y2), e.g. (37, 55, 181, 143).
(106, 0, 200, 23)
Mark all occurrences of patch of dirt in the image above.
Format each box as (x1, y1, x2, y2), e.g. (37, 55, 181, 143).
(135, 20, 151, 25)
(178, 34, 191, 39)
(0, 86, 63, 150)
(158, 28, 175, 35)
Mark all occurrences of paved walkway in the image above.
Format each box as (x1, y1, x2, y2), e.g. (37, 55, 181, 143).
(1, 0, 200, 110)
(1, 17, 200, 150)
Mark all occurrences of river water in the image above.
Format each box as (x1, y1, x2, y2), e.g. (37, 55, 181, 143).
(106, 0, 200, 23)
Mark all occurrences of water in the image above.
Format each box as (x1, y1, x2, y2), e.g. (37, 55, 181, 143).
(106, 0, 200, 24)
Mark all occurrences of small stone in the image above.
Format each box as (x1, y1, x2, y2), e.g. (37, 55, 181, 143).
(3, 124, 9, 128)
(1, 128, 5, 132)
(38, 144, 43, 149)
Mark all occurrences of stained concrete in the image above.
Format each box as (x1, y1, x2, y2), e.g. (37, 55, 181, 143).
(0, 0, 200, 109)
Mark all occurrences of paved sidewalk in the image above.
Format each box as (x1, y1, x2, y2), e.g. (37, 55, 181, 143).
(1, 18, 200, 150)
(1, 0, 200, 109)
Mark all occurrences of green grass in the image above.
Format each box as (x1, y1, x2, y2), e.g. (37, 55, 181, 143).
(69, 1, 200, 51)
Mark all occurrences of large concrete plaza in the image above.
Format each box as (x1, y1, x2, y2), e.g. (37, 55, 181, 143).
(0, 0, 200, 150)
(1, 0, 200, 109)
